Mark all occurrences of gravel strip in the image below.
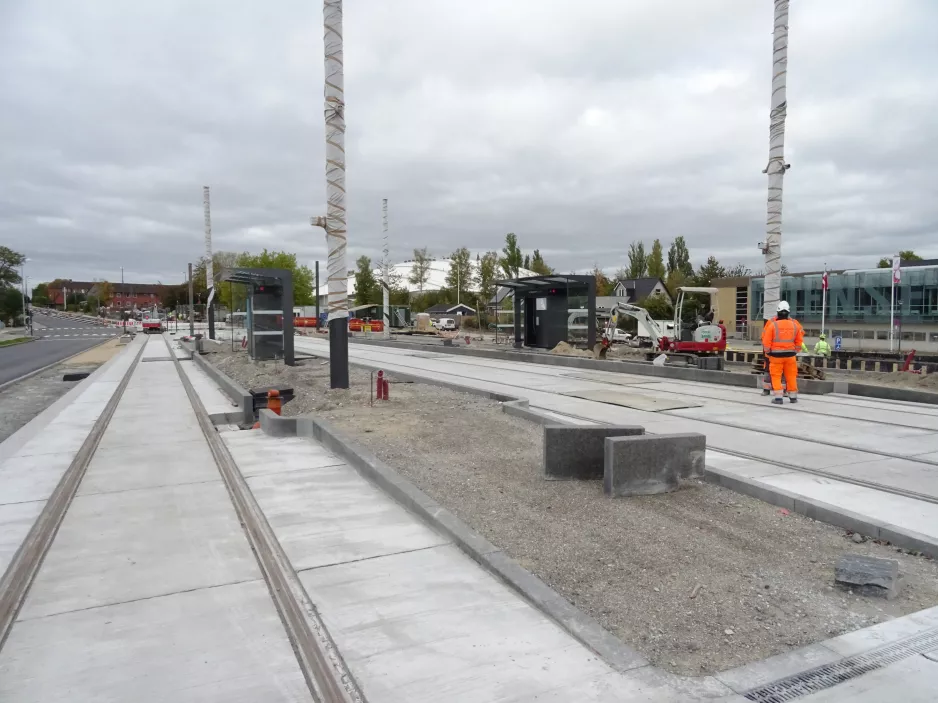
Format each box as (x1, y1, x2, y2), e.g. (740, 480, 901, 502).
(206, 347, 938, 676)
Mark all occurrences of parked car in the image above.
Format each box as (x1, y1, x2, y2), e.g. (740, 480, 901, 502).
(612, 329, 632, 343)
(436, 318, 457, 331)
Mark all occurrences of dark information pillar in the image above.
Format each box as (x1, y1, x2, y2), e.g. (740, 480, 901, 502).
(330, 317, 349, 388)
(513, 291, 523, 348)
(315, 261, 320, 325)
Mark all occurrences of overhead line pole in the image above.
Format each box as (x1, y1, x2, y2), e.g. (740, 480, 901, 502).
(310, 0, 349, 388)
(761, 0, 790, 320)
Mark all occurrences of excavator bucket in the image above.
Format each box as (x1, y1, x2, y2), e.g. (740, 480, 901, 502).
(594, 343, 609, 360)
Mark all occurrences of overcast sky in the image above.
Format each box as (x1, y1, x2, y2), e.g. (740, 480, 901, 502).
(2, 0, 936, 286)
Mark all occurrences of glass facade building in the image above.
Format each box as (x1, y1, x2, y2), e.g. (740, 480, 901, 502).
(751, 267, 938, 326)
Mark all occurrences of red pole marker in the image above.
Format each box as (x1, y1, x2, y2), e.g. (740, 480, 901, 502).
(376, 370, 385, 400)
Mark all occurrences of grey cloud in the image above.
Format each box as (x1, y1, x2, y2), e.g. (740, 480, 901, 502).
(1, 0, 936, 287)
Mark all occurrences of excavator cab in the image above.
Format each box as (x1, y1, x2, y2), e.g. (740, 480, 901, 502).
(664, 287, 726, 354)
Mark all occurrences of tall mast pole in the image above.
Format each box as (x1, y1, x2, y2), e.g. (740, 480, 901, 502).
(382, 198, 390, 338)
(203, 185, 215, 339)
(311, 0, 349, 388)
(761, 0, 790, 320)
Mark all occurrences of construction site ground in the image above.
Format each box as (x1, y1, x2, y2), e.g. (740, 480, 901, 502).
(206, 345, 938, 676)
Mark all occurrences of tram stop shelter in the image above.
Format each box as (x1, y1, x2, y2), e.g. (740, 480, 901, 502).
(496, 274, 597, 350)
(220, 267, 295, 366)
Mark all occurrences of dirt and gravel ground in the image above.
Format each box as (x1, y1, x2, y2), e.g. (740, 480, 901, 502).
(206, 347, 938, 676)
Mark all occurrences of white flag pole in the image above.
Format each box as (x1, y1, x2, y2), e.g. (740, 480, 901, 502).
(890, 256, 900, 352)
(820, 265, 827, 340)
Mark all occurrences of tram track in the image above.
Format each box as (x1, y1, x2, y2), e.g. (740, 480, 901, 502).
(163, 334, 363, 703)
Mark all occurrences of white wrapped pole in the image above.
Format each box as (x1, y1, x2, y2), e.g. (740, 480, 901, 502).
(311, 0, 349, 387)
(382, 198, 390, 338)
(762, 0, 789, 320)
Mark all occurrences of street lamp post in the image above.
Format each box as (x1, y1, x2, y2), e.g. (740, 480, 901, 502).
(20, 261, 29, 335)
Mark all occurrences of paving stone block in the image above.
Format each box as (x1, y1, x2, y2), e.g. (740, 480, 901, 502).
(604, 433, 706, 497)
(543, 425, 644, 480)
(835, 553, 900, 599)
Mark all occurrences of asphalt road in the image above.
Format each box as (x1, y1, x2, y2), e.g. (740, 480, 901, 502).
(0, 313, 117, 386)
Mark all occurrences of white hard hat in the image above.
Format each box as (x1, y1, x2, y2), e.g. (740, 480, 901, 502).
(776, 300, 790, 313)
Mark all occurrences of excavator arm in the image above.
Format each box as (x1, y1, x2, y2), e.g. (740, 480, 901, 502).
(602, 303, 665, 350)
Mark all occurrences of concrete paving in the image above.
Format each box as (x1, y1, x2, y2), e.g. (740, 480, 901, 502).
(4, 330, 937, 701)
(0, 335, 313, 702)
(294, 338, 938, 551)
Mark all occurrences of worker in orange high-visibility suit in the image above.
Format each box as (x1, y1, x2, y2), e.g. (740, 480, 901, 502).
(761, 300, 804, 405)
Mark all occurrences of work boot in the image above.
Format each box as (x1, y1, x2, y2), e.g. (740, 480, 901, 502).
(761, 389, 771, 396)
(789, 397, 798, 404)
(772, 397, 784, 405)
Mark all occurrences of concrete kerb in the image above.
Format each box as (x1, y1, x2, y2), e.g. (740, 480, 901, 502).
(191, 352, 254, 425)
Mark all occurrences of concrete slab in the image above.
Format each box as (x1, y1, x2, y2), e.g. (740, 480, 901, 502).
(0, 501, 44, 575)
(12, 420, 98, 458)
(0, 580, 313, 703)
(18, 481, 261, 620)
(77, 440, 220, 495)
(222, 431, 344, 477)
(299, 544, 628, 703)
(565, 388, 702, 411)
(756, 472, 938, 540)
(245, 464, 448, 571)
(0, 452, 74, 505)
(821, 606, 938, 658)
(180, 360, 237, 417)
(795, 655, 938, 701)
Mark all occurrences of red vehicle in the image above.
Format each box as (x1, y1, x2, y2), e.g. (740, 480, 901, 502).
(141, 311, 163, 334)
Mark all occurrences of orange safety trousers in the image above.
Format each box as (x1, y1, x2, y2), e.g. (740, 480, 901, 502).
(768, 356, 798, 397)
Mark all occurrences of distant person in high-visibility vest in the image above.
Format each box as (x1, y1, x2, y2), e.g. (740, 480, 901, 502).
(761, 300, 805, 405)
(813, 334, 831, 357)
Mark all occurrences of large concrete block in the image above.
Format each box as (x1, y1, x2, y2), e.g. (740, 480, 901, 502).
(543, 425, 644, 480)
(603, 433, 706, 497)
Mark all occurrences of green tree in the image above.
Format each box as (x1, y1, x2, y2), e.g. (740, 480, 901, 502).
(476, 251, 499, 306)
(694, 256, 726, 287)
(221, 249, 313, 310)
(725, 262, 752, 277)
(667, 237, 694, 278)
(444, 247, 472, 303)
(647, 239, 666, 279)
(499, 233, 523, 278)
(31, 282, 50, 306)
(626, 241, 648, 278)
(0, 246, 26, 289)
(353, 256, 380, 305)
(878, 251, 923, 268)
(408, 247, 432, 293)
(523, 254, 531, 270)
(593, 266, 614, 296)
(1, 287, 24, 324)
(529, 249, 553, 275)
(638, 294, 673, 320)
